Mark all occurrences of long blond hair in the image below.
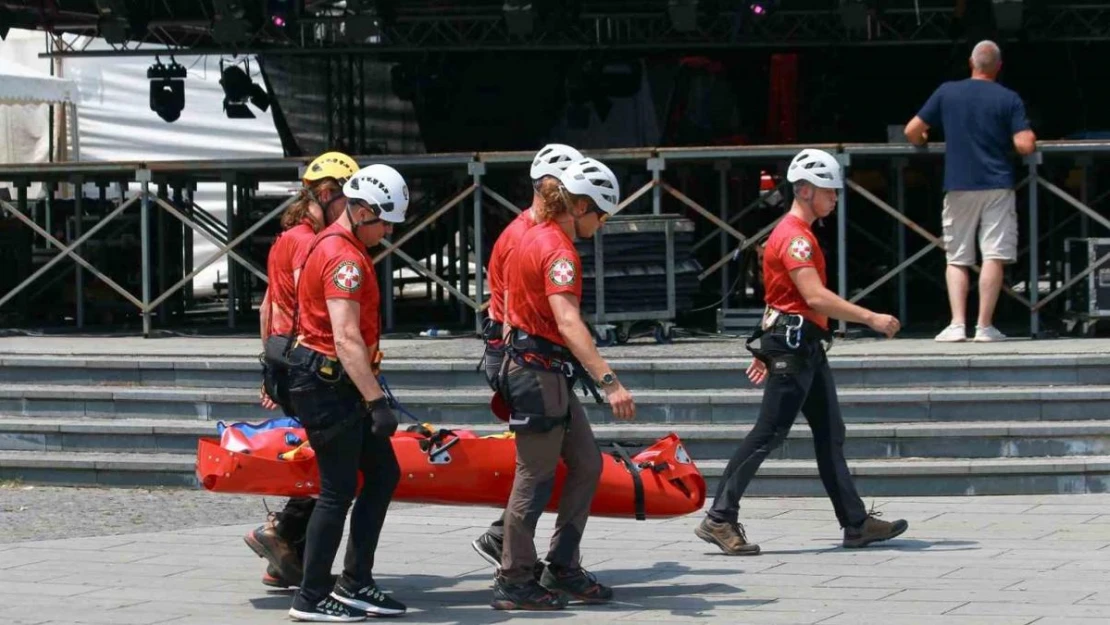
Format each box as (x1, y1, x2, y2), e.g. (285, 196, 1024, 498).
(281, 178, 340, 231)
(535, 176, 589, 223)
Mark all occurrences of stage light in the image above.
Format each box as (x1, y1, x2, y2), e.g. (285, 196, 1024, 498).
(993, 0, 1024, 32)
(219, 60, 272, 119)
(95, 0, 131, 44)
(668, 0, 698, 33)
(148, 58, 187, 123)
(267, 0, 299, 29)
(503, 1, 534, 37)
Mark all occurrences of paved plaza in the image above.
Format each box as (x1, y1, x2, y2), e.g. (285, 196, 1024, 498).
(3, 488, 1110, 625)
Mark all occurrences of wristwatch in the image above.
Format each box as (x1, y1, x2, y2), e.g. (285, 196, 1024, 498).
(597, 372, 617, 388)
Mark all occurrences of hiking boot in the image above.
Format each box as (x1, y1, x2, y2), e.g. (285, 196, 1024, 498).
(262, 564, 292, 589)
(843, 513, 909, 548)
(288, 595, 365, 622)
(491, 576, 567, 611)
(245, 521, 303, 585)
(539, 564, 613, 604)
(331, 578, 406, 617)
(694, 516, 761, 555)
(471, 531, 502, 568)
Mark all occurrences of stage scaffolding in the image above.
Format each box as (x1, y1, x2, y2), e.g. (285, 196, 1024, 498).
(1, 140, 1108, 338)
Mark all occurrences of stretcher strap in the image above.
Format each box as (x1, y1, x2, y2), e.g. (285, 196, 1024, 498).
(378, 374, 422, 424)
(605, 442, 646, 521)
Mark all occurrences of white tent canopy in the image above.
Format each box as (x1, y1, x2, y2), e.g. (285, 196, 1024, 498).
(0, 57, 78, 105)
(0, 57, 80, 162)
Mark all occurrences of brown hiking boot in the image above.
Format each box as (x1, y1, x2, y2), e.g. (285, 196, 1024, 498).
(244, 520, 302, 584)
(694, 516, 761, 555)
(843, 513, 909, 548)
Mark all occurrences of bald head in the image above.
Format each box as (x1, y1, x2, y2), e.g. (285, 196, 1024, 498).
(970, 40, 1002, 77)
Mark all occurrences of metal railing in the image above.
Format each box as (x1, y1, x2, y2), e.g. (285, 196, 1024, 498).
(1, 140, 1107, 337)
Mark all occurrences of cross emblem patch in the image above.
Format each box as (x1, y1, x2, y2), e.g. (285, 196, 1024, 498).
(788, 236, 813, 262)
(549, 258, 576, 287)
(333, 261, 363, 292)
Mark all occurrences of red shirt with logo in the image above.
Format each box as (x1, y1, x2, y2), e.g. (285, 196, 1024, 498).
(506, 220, 581, 347)
(762, 213, 828, 330)
(488, 210, 533, 323)
(266, 221, 316, 336)
(297, 223, 380, 358)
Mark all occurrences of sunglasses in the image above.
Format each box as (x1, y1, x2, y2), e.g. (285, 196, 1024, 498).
(590, 204, 609, 224)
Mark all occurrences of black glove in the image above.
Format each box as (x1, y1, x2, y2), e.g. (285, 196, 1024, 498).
(366, 396, 398, 438)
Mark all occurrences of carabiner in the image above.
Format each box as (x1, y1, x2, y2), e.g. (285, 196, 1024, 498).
(784, 314, 804, 350)
(562, 360, 575, 378)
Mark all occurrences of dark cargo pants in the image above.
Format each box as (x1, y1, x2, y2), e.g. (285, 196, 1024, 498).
(499, 361, 602, 584)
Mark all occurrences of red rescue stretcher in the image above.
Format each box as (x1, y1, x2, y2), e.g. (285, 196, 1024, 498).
(196, 418, 706, 520)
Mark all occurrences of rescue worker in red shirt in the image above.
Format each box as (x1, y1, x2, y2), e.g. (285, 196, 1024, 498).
(492, 157, 635, 611)
(473, 143, 583, 571)
(694, 148, 909, 555)
(285, 164, 409, 622)
(248, 151, 359, 590)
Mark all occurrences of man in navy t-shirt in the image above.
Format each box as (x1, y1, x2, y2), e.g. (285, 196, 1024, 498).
(903, 40, 1036, 343)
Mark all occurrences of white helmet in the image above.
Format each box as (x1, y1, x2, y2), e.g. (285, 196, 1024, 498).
(343, 164, 410, 224)
(786, 148, 843, 189)
(560, 157, 621, 215)
(530, 143, 583, 181)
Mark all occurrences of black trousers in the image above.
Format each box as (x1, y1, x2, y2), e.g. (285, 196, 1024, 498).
(288, 365, 400, 606)
(709, 333, 868, 528)
(275, 497, 316, 558)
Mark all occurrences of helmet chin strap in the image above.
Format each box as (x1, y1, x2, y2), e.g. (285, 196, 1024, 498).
(346, 201, 384, 240)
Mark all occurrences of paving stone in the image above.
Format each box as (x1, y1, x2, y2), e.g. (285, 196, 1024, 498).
(4, 491, 1110, 624)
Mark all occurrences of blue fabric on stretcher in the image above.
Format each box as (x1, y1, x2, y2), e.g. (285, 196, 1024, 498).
(215, 416, 301, 438)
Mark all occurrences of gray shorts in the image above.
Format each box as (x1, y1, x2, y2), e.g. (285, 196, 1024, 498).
(942, 189, 1018, 266)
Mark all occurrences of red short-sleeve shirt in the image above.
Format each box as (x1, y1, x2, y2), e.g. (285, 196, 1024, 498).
(487, 210, 533, 323)
(762, 213, 828, 330)
(266, 222, 316, 336)
(506, 220, 581, 347)
(296, 223, 380, 358)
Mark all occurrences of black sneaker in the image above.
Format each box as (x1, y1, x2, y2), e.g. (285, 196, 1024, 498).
(471, 532, 502, 568)
(539, 564, 613, 604)
(491, 576, 567, 611)
(331, 580, 407, 617)
(288, 595, 366, 622)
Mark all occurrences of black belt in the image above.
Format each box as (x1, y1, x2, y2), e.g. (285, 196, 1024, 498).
(291, 343, 349, 384)
(766, 313, 833, 348)
(507, 328, 603, 405)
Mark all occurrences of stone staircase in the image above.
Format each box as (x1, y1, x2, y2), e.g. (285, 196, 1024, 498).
(1, 351, 1109, 495)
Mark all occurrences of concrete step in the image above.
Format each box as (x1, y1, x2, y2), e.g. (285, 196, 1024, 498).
(3, 353, 1109, 391)
(0, 382, 1107, 424)
(3, 417, 1109, 462)
(2, 449, 1107, 496)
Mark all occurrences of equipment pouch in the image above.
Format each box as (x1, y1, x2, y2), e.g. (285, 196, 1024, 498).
(503, 365, 569, 434)
(260, 334, 298, 417)
(767, 352, 806, 377)
(482, 340, 507, 393)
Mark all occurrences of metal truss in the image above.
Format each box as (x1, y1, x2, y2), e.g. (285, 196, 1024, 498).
(15, 2, 1110, 58)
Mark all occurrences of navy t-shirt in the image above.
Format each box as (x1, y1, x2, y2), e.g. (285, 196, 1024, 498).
(917, 78, 1031, 191)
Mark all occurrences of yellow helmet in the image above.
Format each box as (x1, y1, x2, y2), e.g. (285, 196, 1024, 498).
(303, 152, 359, 185)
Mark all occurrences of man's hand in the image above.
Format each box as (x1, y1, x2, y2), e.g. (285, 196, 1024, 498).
(366, 397, 399, 438)
(260, 386, 278, 411)
(604, 383, 636, 421)
(746, 358, 768, 386)
(867, 313, 901, 339)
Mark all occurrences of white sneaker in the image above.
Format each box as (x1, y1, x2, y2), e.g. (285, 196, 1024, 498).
(934, 324, 967, 342)
(974, 325, 1007, 342)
